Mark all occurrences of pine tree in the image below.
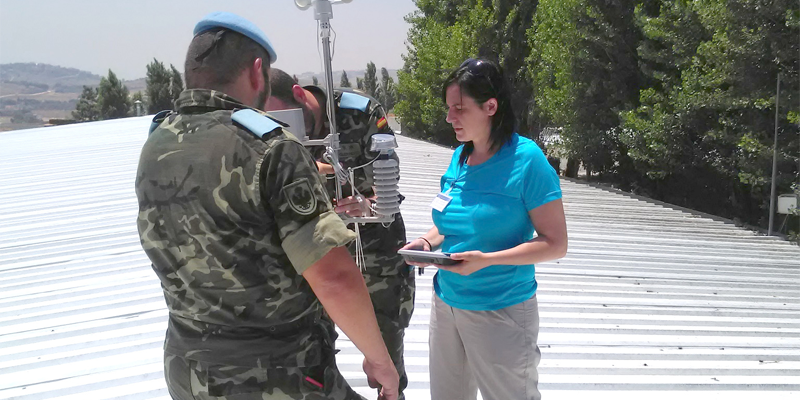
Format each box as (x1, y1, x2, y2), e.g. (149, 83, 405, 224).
(146, 59, 182, 113)
(378, 67, 397, 111)
(340, 70, 351, 87)
(169, 65, 184, 102)
(97, 70, 130, 119)
(363, 62, 379, 98)
(72, 86, 100, 122)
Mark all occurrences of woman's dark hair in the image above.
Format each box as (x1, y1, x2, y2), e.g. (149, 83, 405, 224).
(441, 58, 516, 164)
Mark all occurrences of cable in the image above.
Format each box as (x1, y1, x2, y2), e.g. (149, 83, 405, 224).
(331, 25, 337, 60)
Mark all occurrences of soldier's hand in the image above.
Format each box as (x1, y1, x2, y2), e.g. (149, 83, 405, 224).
(363, 358, 399, 400)
(316, 161, 335, 175)
(334, 195, 373, 217)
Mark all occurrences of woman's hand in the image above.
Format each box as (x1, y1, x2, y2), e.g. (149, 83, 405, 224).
(399, 238, 431, 268)
(436, 251, 491, 275)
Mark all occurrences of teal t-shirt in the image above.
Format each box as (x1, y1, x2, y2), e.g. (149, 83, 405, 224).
(432, 133, 562, 311)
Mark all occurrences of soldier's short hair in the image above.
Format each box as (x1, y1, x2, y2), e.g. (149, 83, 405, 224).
(185, 28, 271, 91)
(268, 68, 301, 108)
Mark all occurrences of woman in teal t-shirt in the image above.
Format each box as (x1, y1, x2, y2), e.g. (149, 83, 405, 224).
(402, 58, 568, 400)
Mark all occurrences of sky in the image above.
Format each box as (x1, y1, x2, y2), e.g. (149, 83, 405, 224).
(0, 0, 418, 80)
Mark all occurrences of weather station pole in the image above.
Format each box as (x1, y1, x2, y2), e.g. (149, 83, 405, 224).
(768, 73, 781, 236)
(295, 0, 351, 201)
(294, 0, 399, 226)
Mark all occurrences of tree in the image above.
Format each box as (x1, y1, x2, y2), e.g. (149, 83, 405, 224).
(97, 69, 131, 119)
(146, 59, 182, 113)
(620, 0, 799, 227)
(312, 76, 319, 86)
(363, 61, 379, 98)
(292, 74, 299, 83)
(378, 67, 397, 111)
(72, 85, 100, 122)
(527, 0, 641, 178)
(10, 109, 41, 124)
(396, 0, 493, 144)
(396, 0, 538, 144)
(170, 65, 184, 100)
(340, 70, 351, 87)
(357, 77, 364, 90)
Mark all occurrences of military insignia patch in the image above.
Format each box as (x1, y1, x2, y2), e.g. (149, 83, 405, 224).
(283, 178, 317, 216)
(376, 116, 388, 129)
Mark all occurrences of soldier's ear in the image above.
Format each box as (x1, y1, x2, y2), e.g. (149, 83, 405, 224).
(249, 58, 266, 91)
(292, 85, 306, 104)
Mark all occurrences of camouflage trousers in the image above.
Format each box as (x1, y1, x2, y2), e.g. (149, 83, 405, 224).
(356, 241, 416, 400)
(163, 352, 365, 400)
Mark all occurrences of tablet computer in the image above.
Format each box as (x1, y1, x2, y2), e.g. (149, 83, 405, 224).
(397, 249, 461, 266)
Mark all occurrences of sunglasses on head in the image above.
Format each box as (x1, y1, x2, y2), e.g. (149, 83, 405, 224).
(459, 58, 498, 94)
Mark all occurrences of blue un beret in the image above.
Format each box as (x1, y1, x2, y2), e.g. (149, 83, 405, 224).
(194, 12, 277, 64)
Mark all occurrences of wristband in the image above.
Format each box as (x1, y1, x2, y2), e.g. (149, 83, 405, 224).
(418, 237, 432, 250)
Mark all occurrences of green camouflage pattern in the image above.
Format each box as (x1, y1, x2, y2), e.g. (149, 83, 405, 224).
(163, 324, 365, 400)
(313, 90, 415, 398)
(136, 89, 356, 380)
(164, 355, 364, 400)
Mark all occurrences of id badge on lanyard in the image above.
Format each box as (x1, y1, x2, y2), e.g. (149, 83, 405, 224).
(430, 190, 452, 212)
(431, 177, 455, 212)
(432, 164, 464, 212)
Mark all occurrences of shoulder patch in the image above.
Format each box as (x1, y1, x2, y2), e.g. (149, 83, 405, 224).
(282, 178, 317, 216)
(339, 92, 370, 112)
(149, 110, 173, 135)
(232, 109, 282, 138)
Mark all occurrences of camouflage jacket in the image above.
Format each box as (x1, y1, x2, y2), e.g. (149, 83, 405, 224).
(312, 90, 396, 198)
(313, 90, 408, 255)
(135, 89, 355, 368)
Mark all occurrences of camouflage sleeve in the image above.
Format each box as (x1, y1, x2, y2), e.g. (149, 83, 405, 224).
(261, 138, 356, 274)
(354, 102, 398, 195)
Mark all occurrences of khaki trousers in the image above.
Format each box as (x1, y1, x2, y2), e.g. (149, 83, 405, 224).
(429, 292, 541, 400)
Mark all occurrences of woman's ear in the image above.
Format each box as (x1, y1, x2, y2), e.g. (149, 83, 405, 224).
(484, 98, 498, 117)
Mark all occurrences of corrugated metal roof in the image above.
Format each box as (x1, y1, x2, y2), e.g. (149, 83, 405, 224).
(1, 117, 798, 400)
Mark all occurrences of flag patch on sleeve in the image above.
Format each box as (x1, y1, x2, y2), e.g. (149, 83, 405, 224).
(376, 117, 388, 129)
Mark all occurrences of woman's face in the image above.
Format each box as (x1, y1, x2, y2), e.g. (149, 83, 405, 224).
(445, 84, 496, 144)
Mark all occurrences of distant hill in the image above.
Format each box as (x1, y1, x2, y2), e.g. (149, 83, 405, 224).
(0, 63, 396, 132)
(1, 63, 102, 94)
(0, 63, 149, 131)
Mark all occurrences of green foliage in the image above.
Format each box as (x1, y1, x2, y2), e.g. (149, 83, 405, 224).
(97, 69, 131, 119)
(312, 76, 319, 86)
(378, 67, 398, 111)
(72, 85, 100, 122)
(10, 109, 41, 124)
(396, 0, 493, 145)
(528, 0, 641, 176)
(363, 62, 379, 98)
(146, 59, 182, 113)
(170, 65, 184, 99)
(620, 0, 799, 226)
(340, 70, 351, 88)
(398, 0, 798, 229)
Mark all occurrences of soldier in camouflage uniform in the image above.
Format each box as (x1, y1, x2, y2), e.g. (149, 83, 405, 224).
(266, 69, 415, 400)
(135, 12, 398, 400)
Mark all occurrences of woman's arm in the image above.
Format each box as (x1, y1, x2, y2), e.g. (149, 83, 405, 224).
(400, 226, 444, 257)
(440, 199, 568, 275)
